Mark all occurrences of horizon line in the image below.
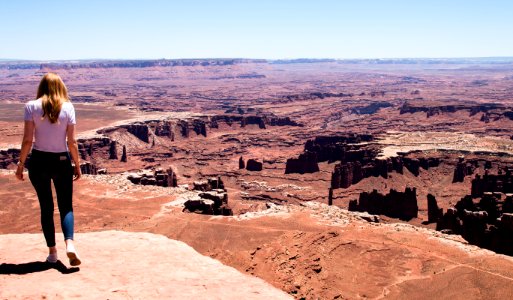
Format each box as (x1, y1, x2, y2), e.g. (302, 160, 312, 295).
(2, 56, 513, 63)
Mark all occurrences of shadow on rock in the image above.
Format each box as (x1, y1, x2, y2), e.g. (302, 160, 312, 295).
(0, 260, 79, 275)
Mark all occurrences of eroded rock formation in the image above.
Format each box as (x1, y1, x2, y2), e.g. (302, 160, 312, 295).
(125, 124, 150, 143)
(98, 114, 301, 144)
(286, 134, 443, 190)
(332, 162, 363, 188)
(280, 91, 353, 103)
(401, 102, 502, 115)
(246, 159, 263, 171)
(193, 177, 225, 191)
(437, 192, 513, 255)
(348, 188, 418, 221)
(186, 176, 232, 215)
(427, 194, 443, 223)
(121, 145, 127, 162)
(211, 114, 301, 129)
(350, 102, 392, 115)
(304, 135, 375, 163)
(402, 157, 440, 176)
(452, 157, 475, 183)
(80, 162, 98, 175)
(285, 151, 319, 174)
(471, 168, 513, 196)
(0, 149, 20, 168)
(109, 140, 118, 160)
(127, 167, 177, 187)
(77, 137, 112, 160)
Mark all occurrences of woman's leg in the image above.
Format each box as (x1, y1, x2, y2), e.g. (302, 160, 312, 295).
(53, 160, 74, 242)
(28, 165, 57, 248)
(53, 161, 81, 266)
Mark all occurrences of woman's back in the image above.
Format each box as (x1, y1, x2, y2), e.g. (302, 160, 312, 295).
(16, 72, 82, 266)
(24, 98, 76, 153)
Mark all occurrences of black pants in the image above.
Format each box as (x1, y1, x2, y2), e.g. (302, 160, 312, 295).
(28, 149, 74, 247)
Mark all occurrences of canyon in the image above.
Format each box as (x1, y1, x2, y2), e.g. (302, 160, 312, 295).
(1, 58, 513, 299)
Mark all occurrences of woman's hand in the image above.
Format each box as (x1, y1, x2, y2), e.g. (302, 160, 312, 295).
(73, 164, 82, 181)
(15, 164, 25, 181)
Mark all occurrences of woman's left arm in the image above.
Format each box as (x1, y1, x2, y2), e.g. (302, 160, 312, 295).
(67, 124, 81, 181)
(15, 121, 35, 181)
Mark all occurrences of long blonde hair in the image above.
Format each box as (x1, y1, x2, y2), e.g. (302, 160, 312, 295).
(36, 73, 70, 124)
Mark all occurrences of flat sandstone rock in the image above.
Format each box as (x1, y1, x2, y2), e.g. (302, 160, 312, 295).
(0, 231, 291, 299)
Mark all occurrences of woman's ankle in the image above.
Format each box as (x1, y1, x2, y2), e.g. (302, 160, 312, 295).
(49, 246, 57, 254)
(65, 239, 77, 251)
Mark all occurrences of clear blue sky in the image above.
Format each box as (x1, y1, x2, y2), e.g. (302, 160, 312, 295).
(1, 0, 512, 60)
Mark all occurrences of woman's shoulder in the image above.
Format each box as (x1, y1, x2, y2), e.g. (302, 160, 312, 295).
(26, 98, 42, 105)
(25, 98, 42, 109)
(62, 101, 75, 110)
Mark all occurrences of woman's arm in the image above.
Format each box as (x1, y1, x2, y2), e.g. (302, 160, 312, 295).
(66, 124, 81, 181)
(15, 121, 35, 181)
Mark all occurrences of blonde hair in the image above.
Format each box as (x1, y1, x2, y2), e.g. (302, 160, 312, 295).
(36, 73, 70, 124)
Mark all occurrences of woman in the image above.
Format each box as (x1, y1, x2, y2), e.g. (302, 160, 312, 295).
(15, 73, 82, 266)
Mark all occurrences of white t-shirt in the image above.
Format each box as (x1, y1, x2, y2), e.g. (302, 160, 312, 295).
(24, 98, 76, 153)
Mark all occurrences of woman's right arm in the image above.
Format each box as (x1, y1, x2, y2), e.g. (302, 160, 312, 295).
(66, 124, 81, 181)
(15, 121, 35, 181)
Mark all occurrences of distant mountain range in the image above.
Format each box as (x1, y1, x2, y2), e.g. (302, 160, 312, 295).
(1, 57, 512, 70)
